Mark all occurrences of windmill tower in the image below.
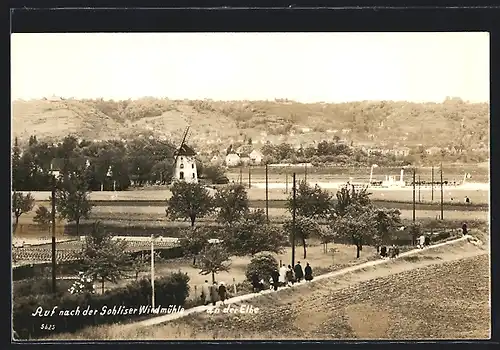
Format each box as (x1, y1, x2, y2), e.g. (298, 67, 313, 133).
(173, 126, 198, 184)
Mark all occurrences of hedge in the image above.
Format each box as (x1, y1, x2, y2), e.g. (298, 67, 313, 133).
(13, 278, 75, 299)
(13, 271, 190, 340)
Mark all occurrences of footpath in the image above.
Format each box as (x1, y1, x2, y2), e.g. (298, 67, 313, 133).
(129, 235, 475, 329)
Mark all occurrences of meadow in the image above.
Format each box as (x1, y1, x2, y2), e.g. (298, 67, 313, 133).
(48, 237, 490, 340)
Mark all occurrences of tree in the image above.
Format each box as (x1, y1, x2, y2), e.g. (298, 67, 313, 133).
(334, 185, 371, 217)
(286, 181, 333, 219)
(407, 221, 423, 246)
(283, 216, 322, 259)
(55, 170, 93, 236)
(166, 182, 215, 227)
(198, 243, 231, 283)
(223, 209, 287, 256)
(81, 221, 131, 293)
(12, 192, 35, 226)
(245, 252, 279, 283)
(214, 183, 249, 225)
(318, 227, 335, 253)
(373, 208, 402, 248)
(203, 165, 227, 184)
(178, 227, 211, 266)
(33, 205, 52, 231)
(130, 252, 163, 280)
(330, 204, 378, 258)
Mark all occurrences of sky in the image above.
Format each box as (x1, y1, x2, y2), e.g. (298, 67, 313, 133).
(11, 32, 490, 103)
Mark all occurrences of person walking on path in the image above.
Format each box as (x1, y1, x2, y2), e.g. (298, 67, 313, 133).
(285, 265, 294, 286)
(279, 264, 287, 287)
(218, 281, 227, 305)
(271, 268, 279, 291)
(304, 262, 313, 281)
(209, 281, 218, 306)
(294, 261, 304, 283)
(202, 280, 210, 305)
(462, 222, 468, 236)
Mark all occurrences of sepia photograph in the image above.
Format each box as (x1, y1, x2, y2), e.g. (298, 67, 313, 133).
(11, 32, 490, 341)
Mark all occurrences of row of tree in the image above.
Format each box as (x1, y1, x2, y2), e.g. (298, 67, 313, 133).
(167, 180, 412, 263)
(11, 135, 226, 191)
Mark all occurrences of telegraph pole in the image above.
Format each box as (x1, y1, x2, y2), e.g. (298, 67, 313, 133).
(248, 166, 251, 189)
(418, 175, 421, 203)
(431, 166, 434, 201)
(292, 173, 296, 268)
(440, 163, 444, 220)
(412, 168, 416, 222)
(51, 175, 57, 295)
(151, 234, 155, 309)
(265, 163, 269, 223)
(285, 171, 289, 194)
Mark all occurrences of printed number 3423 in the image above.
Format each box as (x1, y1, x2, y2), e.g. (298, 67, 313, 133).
(41, 324, 55, 331)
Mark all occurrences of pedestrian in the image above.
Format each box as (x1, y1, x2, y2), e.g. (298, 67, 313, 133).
(465, 196, 470, 204)
(271, 268, 279, 291)
(418, 235, 425, 249)
(424, 235, 431, 247)
(202, 280, 210, 305)
(394, 245, 400, 257)
(304, 262, 313, 281)
(380, 246, 387, 257)
(462, 222, 468, 236)
(218, 281, 227, 305)
(209, 281, 218, 306)
(389, 245, 396, 259)
(286, 265, 294, 286)
(294, 261, 304, 283)
(279, 263, 287, 287)
(251, 273, 261, 292)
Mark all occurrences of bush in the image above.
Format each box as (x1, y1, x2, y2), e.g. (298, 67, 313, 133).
(245, 252, 279, 283)
(12, 271, 190, 340)
(13, 278, 75, 298)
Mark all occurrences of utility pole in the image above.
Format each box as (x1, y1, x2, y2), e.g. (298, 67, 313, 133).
(431, 166, 434, 201)
(265, 163, 269, 223)
(412, 168, 416, 222)
(239, 166, 243, 185)
(248, 166, 251, 189)
(285, 171, 288, 194)
(151, 234, 155, 309)
(304, 164, 308, 183)
(440, 163, 444, 220)
(51, 176, 57, 295)
(292, 173, 296, 268)
(418, 175, 421, 203)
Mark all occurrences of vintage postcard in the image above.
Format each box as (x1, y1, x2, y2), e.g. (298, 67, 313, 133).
(11, 32, 490, 341)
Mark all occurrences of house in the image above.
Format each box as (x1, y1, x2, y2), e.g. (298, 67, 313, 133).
(225, 153, 241, 167)
(210, 155, 222, 164)
(425, 146, 442, 155)
(394, 146, 411, 157)
(174, 144, 198, 184)
(240, 156, 251, 165)
(249, 149, 264, 165)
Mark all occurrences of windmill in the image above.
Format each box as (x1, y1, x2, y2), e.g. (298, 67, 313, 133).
(171, 126, 198, 184)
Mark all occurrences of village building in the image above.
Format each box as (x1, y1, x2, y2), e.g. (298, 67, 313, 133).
(425, 146, 442, 155)
(174, 144, 198, 184)
(225, 153, 241, 167)
(393, 146, 411, 157)
(249, 149, 264, 165)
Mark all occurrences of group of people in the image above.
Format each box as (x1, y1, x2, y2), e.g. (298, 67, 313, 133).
(201, 280, 228, 306)
(379, 244, 400, 259)
(265, 261, 313, 292)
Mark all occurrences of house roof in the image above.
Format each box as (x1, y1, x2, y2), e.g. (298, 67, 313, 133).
(176, 144, 196, 157)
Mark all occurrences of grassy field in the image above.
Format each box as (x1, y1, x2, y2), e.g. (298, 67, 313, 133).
(49, 238, 490, 340)
(94, 241, 378, 298)
(21, 185, 489, 204)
